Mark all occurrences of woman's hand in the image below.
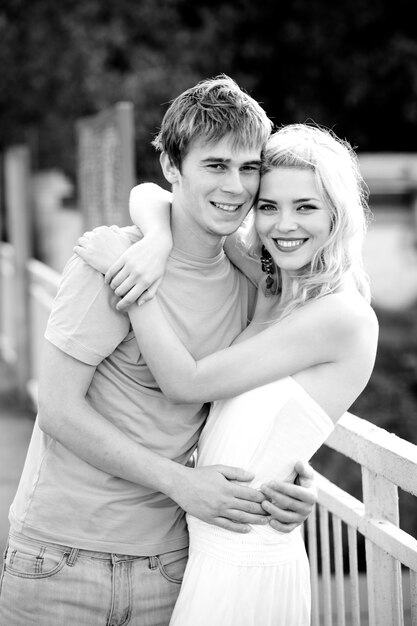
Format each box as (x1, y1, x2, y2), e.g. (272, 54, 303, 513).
(74, 225, 132, 276)
(260, 461, 318, 533)
(104, 230, 172, 311)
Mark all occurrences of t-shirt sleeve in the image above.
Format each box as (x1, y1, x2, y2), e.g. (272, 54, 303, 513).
(45, 253, 131, 366)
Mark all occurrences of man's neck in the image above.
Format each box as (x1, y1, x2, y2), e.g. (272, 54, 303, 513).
(171, 212, 225, 259)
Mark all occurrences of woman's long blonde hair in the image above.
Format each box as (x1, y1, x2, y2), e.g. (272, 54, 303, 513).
(241, 123, 372, 318)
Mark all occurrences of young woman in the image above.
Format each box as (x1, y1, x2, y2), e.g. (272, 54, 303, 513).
(76, 124, 378, 625)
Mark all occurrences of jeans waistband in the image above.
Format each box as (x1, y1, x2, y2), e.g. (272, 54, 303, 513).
(9, 531, 149, 563)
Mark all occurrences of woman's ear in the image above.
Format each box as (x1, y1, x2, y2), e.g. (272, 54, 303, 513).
(160, 152, 180, 184)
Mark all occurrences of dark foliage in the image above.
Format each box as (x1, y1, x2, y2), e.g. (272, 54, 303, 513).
(1, 0, 417, 184)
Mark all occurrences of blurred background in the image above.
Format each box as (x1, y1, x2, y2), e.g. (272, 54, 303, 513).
(0, 0, 416, 602)
(2, 0, 416, 431)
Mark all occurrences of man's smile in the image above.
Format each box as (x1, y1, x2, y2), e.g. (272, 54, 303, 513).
(211, 202, 243, 212)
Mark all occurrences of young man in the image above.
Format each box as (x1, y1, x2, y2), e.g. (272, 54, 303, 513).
(0, 76, 317, 625)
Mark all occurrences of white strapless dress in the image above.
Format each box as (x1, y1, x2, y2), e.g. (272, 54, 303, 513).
(169, 377, 334, 626)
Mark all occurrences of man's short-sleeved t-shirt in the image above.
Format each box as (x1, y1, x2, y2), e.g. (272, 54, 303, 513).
(10, 227, 253, 555)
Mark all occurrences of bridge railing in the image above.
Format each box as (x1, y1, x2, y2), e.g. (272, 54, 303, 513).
(308, 413, 417, 626)
(0, 242, 61, 406)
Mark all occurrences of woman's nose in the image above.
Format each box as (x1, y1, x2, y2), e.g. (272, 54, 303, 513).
(275, 210, 298, 232)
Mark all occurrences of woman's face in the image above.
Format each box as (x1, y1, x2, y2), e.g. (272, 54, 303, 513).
(255, 167, 332, 274)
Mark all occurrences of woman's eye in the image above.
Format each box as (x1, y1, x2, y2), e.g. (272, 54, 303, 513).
(257, 203, 276, 212)
(297, 204, 316, 212)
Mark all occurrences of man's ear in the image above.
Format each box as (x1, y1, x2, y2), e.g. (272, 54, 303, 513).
(160, 152, 180, 184)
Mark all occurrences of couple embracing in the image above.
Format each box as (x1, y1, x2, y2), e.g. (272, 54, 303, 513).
(0, 75, 377, 625)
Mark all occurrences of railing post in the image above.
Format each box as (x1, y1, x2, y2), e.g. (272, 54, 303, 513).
(76, 102, 135, 229)
(362, 468, 404, 625)
(4, 145, 32, 404)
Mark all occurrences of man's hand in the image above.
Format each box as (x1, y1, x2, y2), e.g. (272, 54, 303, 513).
(170, 465, 269, 533)
(260, 461, 318, 533)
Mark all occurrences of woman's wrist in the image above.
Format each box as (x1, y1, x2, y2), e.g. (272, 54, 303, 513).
(144, 229, 173, 257)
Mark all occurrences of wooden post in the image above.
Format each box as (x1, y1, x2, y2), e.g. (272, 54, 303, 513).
(76, 102, 135, 229)
(4, 145, 32, 403)
(362, 468, 403, 625)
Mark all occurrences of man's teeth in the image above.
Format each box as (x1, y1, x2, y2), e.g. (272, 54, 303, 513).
(276, 239, 305, 248)
(213, 202, 240, 212)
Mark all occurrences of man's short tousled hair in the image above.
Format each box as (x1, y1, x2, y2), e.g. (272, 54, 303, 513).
(152, 74, 273, 170)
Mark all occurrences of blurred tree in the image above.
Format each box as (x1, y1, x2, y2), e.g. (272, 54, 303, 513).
(1, 0, 417, 184)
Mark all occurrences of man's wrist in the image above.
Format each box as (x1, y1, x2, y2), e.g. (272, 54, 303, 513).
(157, 459, 188, 504)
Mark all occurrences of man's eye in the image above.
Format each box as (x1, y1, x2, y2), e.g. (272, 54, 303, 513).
(207, 163, 225, 170)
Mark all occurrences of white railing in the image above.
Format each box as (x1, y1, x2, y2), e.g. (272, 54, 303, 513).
(26, 256, 61, 404)
(308, 414, 417, 626)
(0, 243, 17, 364)
(1, 243, 417, 625)
(0, 242, 61, 406)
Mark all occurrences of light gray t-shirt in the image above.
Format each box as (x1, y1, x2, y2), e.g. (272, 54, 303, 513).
(10, 228, 253, 555)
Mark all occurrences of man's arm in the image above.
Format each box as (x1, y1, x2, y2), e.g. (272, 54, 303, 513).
(37, 341, 268, 533)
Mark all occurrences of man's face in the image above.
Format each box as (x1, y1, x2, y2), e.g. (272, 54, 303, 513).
(170, 134, 262, 240)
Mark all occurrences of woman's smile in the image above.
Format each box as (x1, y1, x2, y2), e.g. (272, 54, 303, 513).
(255, 167, 332, 272)
(272, 237, 309, 252)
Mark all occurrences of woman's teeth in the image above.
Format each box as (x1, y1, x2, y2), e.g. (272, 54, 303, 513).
(275, 239, 306, 248)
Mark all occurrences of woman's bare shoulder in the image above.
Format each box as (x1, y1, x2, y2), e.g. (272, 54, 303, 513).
(323, 290, 378, 334)
(287, 289, 379, 350)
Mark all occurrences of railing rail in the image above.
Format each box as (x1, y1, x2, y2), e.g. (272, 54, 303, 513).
(1, 242, 416, 625)
(0, 242, 61, 406)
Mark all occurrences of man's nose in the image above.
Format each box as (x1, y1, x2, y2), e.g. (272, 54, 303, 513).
(220, 169, 244, 194)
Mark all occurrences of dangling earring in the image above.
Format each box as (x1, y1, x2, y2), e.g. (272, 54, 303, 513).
(260, 245, 275, 291)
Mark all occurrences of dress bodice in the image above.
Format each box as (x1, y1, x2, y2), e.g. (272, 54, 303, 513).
(197, 376, 334, 488)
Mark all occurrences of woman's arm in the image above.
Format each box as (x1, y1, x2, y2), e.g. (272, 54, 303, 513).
(104, 183, 173, 309)
(130, 182, 173, 238)
(75, 184, 173, 309)
(129, 294, 365, 405)
(223, 231, 263, 286)
(223, 215, 263, 286)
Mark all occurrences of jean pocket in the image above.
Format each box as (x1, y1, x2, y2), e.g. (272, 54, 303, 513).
(156, 547, 188, 584)
(4, 544, 67, 580)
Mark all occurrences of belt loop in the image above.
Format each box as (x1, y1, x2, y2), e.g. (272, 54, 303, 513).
(149, 556, 158, 570)
(66, 547, 79, 567)
(9, 549, 16, 566)
(35, 546, 45, 574)
(2, 541, 9, 562)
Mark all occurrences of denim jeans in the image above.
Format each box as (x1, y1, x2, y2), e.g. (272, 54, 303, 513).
(0, 532, 188, 626)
